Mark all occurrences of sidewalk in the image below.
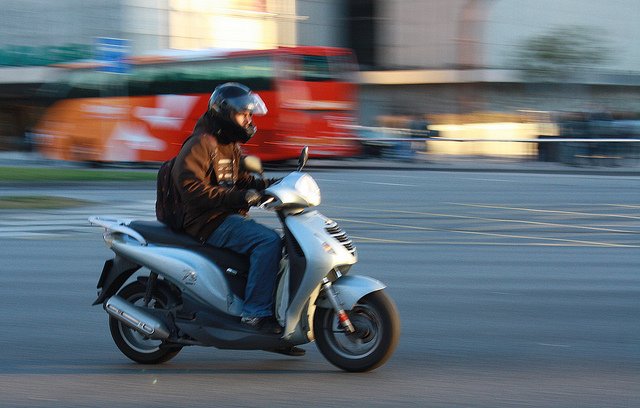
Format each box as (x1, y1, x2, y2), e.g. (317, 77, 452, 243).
(1, 150, 640, 176)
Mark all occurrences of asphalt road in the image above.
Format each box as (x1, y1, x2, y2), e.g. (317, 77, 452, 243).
(1, 168, 639, 407)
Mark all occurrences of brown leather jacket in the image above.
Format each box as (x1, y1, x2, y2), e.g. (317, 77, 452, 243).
(171, 128, 268, 242)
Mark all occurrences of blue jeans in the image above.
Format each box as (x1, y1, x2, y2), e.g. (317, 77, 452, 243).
(206, 214, 282, 318)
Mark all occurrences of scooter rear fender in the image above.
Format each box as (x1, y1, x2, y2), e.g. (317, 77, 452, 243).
(315, 275, 386, 310)
(92, 255, 141, 305)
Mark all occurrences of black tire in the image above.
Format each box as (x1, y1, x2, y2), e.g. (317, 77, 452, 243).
(314, 290, 400, 372)
(108, 281, 182, 364)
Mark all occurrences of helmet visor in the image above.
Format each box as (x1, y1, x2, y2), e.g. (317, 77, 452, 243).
(226, 93, 268, 116)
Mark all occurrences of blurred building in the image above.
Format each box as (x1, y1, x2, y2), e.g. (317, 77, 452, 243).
(0, 0, 300, 57)
(300, 0, 640, 123)
(1, 0, 640, 148)
(324, 0, 639, 71)
(0, 0, 301, 148)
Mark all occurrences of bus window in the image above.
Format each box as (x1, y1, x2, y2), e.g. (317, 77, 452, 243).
(66, 70, 126, 98)
(304, 54, 356, 81)
(127, 56, 274, 96)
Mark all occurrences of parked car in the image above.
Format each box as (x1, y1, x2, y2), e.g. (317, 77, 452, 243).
(360, 119, 439, 160)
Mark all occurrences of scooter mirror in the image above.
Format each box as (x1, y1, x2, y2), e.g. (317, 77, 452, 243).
(297, 146, 309, 171)
(241, 155, 263, 175)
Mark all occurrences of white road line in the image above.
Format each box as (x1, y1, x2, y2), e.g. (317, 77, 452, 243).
(335, 217, 639, 248)
(536, 343, 572, 348)
(362, 181, 417, 187)
(0, 232, 61, 239)
(325, 205, 639, 234)
(349, 235, 613, 247)
(0, 219, 91, 226)
(316, 178, 417, 187)
(0, 201, 156, 238)
(605, 204, 640, 209)
(459, 177, 516, 183)
(447, 203, 640, 220)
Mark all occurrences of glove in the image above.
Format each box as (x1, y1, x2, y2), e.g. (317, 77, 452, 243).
(267, 177, 283, 187)
(244, 189, 262, 207)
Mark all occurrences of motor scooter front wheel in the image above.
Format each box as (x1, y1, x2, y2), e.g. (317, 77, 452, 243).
(314, 290, 400, 372)
(108, 281, 182, 364)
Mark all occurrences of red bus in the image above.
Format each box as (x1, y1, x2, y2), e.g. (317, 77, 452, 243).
(34, 46, 361, 163)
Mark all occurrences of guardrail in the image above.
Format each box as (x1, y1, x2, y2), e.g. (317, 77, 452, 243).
(340, 124, 640, 142)
(339, 124, 640, 166)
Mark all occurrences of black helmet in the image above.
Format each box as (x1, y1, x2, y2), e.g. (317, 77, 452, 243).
(208, 82, 267, 142)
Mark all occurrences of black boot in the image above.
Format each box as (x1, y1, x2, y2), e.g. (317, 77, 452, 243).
(240, 316, 283, 335)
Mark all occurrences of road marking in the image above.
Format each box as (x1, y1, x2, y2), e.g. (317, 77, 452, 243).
(605, 204, 640, 209)
(447, 203, 640, 220)
(335, 217, 639, 247)
(0, 232, 60, 239)
(350, 235, 615, 247)
(0, 201, 155, 239)
(0, 219, 87, 226)
(325, 205, 639, 234)
(351, 236, 418, 244)
(316, 178, 416, 187)
(460, 177, 516, 183)
(362, 181, 417, 187)
(536, 343, 572, 348)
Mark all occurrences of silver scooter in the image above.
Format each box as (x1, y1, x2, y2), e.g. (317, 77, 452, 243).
(90, 147, 400, 372)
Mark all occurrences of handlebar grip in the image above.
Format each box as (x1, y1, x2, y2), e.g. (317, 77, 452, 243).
(258, 196, 277, 209)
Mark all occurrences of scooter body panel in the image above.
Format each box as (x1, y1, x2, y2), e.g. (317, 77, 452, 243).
(109, 233, 243, 316)
(282, 210, 357, 339)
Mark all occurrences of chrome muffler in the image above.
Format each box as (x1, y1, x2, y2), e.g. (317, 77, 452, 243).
(104, 295, 170, 340)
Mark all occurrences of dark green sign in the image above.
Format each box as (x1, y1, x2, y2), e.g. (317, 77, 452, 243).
(0, 44, 93, 67)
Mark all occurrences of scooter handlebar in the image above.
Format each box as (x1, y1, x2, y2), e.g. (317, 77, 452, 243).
(258, 195, 277, 210)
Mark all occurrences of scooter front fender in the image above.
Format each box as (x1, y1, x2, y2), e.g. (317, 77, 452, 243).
(315, 275, 386, 310)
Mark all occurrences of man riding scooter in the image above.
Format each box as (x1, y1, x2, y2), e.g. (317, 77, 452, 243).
(169, 82, 302, 355)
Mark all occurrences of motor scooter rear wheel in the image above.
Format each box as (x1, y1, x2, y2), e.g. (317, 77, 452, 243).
(109, 281, 182, 364)
(314, 290, 400, 372)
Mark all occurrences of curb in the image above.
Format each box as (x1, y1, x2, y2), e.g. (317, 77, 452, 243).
(1, 152, 639, 176)
(301, 157, 640, 176)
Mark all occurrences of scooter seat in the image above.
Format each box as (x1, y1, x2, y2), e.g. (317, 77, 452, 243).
(129, 220, 200, 247)
(128, 220, 250, 279)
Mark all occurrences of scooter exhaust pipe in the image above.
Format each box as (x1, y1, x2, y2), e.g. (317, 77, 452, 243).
(104, 295, 170, 340)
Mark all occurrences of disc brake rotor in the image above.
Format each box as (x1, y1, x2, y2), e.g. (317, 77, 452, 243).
(328, 304, 381, 357)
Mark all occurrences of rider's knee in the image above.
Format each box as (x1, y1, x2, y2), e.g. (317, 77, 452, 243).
(266, 229, 282, 249)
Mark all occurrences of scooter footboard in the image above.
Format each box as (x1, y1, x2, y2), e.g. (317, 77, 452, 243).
(315, 275, 386, 310)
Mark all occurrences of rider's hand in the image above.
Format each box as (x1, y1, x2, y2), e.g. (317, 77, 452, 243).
(267, 177, 282, 187)
(244, 189, 262, 207)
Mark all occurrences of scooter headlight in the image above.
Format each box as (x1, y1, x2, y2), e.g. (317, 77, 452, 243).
(295, 174, 321, 206)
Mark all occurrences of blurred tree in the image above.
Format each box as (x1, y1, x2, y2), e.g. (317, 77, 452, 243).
(515, 25, 611, 82)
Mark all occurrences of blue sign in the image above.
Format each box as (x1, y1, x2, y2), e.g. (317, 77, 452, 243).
(95, 37, 130, 74)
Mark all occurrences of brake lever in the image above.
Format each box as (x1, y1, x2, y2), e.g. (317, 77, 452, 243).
(259, 196, 276, 209)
